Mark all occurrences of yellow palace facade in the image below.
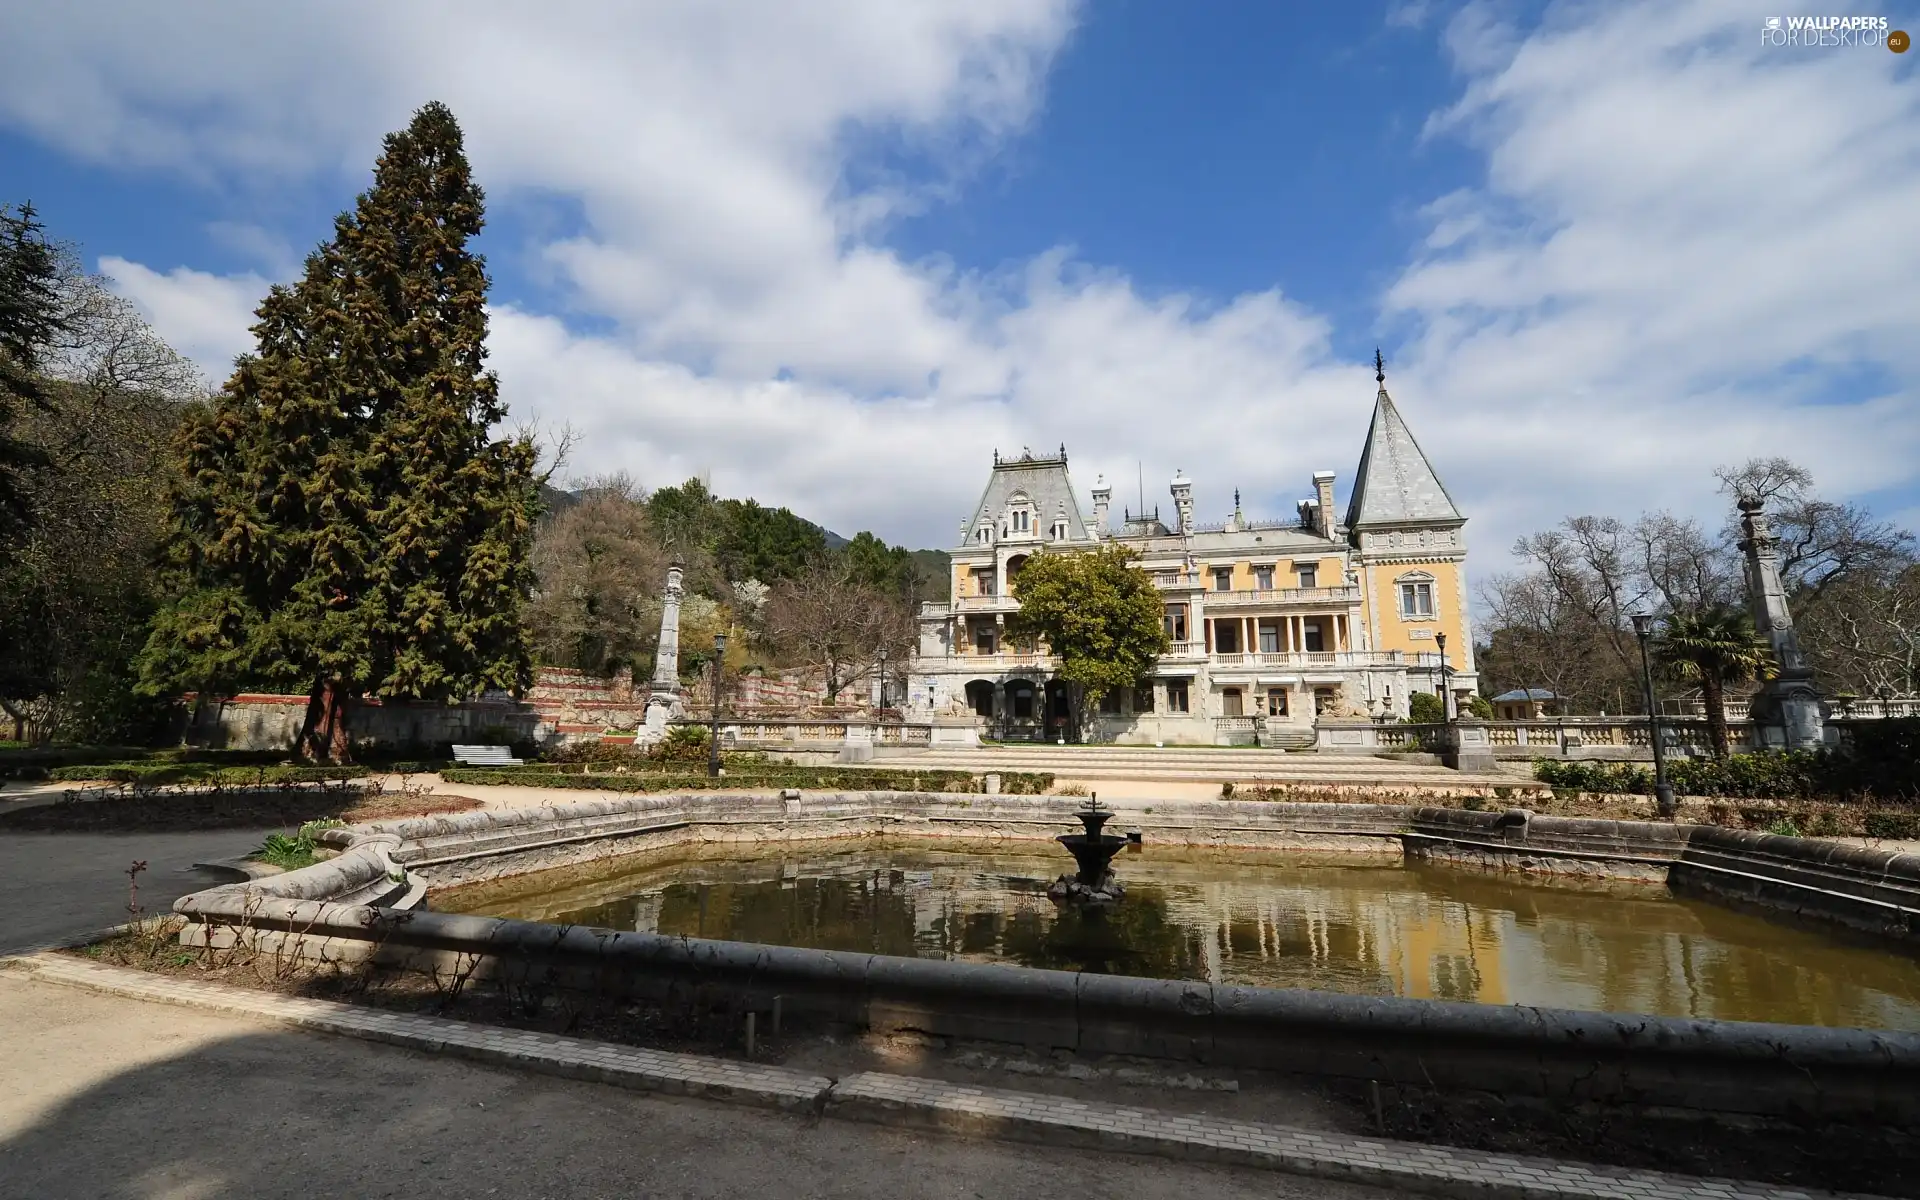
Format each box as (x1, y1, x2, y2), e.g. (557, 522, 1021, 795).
(906, 366, 1478, 745)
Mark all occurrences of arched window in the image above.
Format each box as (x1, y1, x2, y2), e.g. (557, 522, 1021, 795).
(1007, 491, 1032, 534)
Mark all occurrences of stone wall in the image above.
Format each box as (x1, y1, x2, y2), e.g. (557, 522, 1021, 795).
(173, 809, 1920, 1126)
(183, 693, 543, 753)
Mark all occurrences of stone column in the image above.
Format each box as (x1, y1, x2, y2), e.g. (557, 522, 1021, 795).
(1737, 499, 1825, 749)
(644, 564, 686, 734)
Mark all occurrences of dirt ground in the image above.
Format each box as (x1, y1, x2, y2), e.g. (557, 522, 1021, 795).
(0, 970, 1395, 1200)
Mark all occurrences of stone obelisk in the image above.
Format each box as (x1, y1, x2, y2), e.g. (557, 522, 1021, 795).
(1737, 498, 1826, 749)
(643, 564, 686, 737)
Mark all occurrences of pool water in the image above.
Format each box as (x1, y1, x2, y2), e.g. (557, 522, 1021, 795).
(436, 840, 1920, 1030)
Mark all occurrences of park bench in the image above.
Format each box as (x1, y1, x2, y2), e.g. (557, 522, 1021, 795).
(451, 744, 522, 767)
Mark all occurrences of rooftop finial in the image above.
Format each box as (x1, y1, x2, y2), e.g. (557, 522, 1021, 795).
(1374, 348, 1386, 385)
(1234, 487, 1241, 511)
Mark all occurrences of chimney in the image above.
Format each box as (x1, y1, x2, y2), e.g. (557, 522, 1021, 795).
(1170, 470, 1194, 535)
(1312, 471, 1336, 539)
(1091, 475, 1112, 535)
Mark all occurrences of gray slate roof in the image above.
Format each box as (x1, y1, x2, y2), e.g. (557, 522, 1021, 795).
(1345, 386, 1461, 528)
(1492, 689, 1559, 702)
(960, 451, 1091, 547)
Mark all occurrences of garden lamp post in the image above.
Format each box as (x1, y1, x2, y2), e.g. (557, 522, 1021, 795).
(877, 648, 889, 710)
(1435, 632, 1453, 722)
(1631, 613, 1676, 818)
(708, 632, 727, 778)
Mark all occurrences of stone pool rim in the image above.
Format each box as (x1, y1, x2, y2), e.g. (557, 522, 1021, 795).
(167, 791, 1920, 1124)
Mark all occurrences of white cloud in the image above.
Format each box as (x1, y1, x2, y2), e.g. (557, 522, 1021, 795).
(1385, 0, 1920, 555)
(14, 0, 1918, 565)
(97, 257, 264, 382)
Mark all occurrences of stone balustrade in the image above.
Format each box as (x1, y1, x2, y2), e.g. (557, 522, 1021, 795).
(709, 715, 973, 751)
(1319, 716, 1761, 760)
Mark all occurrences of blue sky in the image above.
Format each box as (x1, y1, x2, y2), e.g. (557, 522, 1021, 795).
(1, 0, 1915, 567)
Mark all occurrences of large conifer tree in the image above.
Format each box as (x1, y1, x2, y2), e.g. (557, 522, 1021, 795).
(141, 103, 538, 760)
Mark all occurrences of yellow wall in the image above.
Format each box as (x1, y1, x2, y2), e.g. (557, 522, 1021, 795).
(1364, 559, 1468, 655)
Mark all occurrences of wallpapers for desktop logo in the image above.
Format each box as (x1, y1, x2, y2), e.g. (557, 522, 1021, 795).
(1760, 15, 1908, 50)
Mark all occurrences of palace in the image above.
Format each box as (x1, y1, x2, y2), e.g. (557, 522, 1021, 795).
(906, 362, 1478, 746)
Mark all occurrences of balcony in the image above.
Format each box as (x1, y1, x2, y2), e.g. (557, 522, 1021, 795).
(951, 593, 1019, 612)
(1150, 573, 1202, 591)
(1200, 585, 1360, 608)
(1206, 650, 1405, 670)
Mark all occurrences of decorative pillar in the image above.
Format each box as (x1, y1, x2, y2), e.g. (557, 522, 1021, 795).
(644, 565, 687, 734)
(1738, 498, 1826, 749)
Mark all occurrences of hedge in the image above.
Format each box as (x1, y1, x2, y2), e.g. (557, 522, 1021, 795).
(47, 763, 370, 788)
(440, 766, 1056, 795)
(1534, 733, 1920, 802)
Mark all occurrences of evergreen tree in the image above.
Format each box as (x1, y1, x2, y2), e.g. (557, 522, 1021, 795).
(0, 202, 65, 545)
(140, 103, 538, 760)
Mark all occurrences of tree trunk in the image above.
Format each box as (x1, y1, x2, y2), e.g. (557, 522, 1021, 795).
(1702, 675, 1729, 760)
(299, 678, 353, 763)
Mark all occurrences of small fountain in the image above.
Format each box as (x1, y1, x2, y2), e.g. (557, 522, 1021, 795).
(1047, 796, 1130, 906)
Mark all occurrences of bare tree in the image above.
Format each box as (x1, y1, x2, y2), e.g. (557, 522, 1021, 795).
(0, 270, 204, 741)
(1716, 457, 1915, 602)
(761, 554, 915, 703)
(1796, 562, 1920, 698)
(526, 478, 671, 676)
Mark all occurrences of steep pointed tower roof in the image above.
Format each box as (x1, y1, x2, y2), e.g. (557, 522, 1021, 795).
(1344, 351, 1461, 529)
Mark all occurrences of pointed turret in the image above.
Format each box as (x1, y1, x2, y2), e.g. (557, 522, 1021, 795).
(1344, 352, 1460, 531)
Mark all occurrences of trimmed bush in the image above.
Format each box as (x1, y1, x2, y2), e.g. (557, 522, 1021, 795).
(1535, 740, 1920, 803)
(440, 765, 1055, 795)
(48, 763, 369, 788)
(1408, 693, 1446, 724)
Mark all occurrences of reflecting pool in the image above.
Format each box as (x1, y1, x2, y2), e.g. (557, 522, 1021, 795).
(436, 840, 1920, 1030)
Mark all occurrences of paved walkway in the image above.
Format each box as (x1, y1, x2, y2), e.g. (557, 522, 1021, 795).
(0, 824, 265, 956)
(2, 956, 1872, 1200)
(0, 967, 1389, 1200)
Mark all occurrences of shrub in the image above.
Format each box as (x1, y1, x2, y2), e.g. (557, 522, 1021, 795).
(438, 765, 1055, 795)
(1408, 692, 1446, 724)
(650, 725, 712, 766)
(1465, 694, 1494, 720)
(48, 763, 369, 789)
(1533, 749, 1906, 803)
(253, 818, 348, 870)
(1864, 811, 1920, 840)
(545, 740, 643, 766)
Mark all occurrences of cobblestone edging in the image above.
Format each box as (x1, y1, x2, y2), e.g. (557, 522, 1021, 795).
(0, 955, 1871, 1200)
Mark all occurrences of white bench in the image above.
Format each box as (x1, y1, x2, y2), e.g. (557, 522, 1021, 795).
(451, 744, 523, 767)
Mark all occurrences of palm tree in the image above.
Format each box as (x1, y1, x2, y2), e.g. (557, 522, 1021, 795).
(1654, 606, 1776, 759)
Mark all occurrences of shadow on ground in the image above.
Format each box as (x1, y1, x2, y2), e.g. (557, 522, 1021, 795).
(0, 974, 1380, 1200)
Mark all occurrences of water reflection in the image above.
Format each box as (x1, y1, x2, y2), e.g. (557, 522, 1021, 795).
(438, 840, 1920, 1030)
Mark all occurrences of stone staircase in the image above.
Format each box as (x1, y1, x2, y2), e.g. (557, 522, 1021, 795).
(869, 743, 1529, 788)
(1257, 725, 1318, 751)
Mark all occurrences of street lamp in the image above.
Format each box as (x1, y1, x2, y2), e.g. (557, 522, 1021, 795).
(877, 648, 889, 711)
(1434, 632, 1452, 722)
(708, 632, 727, 778)
(1631, 613, 1676, 819)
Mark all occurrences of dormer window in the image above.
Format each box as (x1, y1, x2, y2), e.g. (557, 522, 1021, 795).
(1012, 509, 1029, 533)
(1051, 519, 1067, 541)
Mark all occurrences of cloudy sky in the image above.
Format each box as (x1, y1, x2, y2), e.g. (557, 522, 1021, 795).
(2, 0, 1915, 568)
